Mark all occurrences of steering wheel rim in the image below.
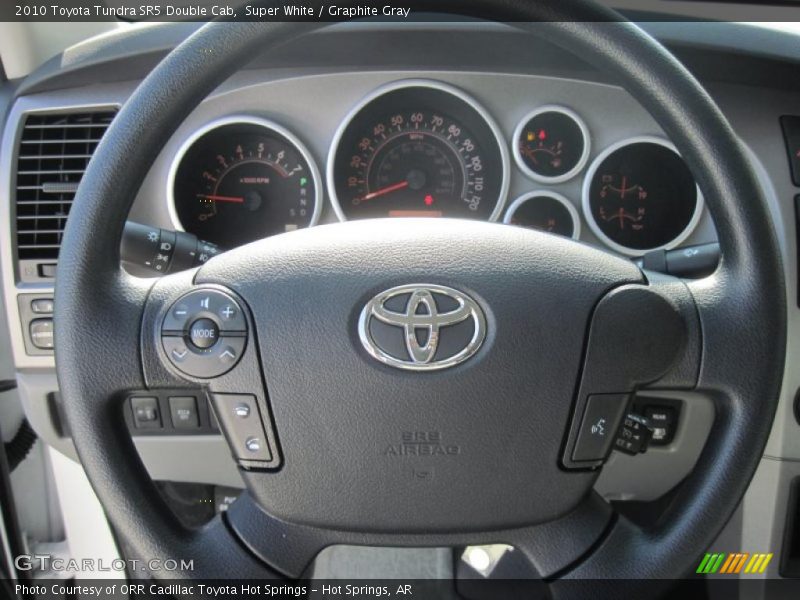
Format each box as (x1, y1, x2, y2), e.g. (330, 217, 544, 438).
(54, 1, 785, 594)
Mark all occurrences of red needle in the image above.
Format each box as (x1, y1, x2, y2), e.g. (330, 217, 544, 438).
(356, 180, 409, 202)
(197, 194, 245, 203)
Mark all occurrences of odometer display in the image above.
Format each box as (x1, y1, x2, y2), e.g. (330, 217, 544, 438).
(582, 137, 702, 256)
(170, 117, 321, 248)
(329, 82, 508, 221)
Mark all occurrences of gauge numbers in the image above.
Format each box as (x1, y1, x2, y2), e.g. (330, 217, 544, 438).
(170, 117, 321, 248)
(582, 137, 702, 256)
(329, 81, 509, 221)
(513, 106, 590, 183)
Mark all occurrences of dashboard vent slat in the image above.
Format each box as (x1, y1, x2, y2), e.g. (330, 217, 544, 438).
(14, 109, 117, 263)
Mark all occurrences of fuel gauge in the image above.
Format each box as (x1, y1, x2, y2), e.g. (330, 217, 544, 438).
(582, 136, 702, 256)
(513, 106, 590, 183)
(503, 191, 580, 239)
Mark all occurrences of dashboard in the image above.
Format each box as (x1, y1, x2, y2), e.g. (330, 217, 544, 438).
(165, 76, 706, 257)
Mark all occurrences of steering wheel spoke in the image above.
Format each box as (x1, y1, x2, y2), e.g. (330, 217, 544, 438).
(639, 273, 703, 392)
(560, 273, 701, 470)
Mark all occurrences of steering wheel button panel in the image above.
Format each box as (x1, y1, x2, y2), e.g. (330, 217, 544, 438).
(211, 394, 273, 464)
(571, 393, 630, 462)
(161, 288, 248, 378)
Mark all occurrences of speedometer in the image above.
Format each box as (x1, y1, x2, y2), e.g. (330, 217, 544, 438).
(328, 81, 509, 221)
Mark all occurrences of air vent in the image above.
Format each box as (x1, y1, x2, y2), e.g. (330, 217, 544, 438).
(14, 109, 117, 268)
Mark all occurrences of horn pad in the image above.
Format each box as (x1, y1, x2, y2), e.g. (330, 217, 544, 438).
(197, 219, 643, 533)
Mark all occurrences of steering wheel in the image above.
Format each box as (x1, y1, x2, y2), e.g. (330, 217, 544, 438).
(54, 0, 786, 596)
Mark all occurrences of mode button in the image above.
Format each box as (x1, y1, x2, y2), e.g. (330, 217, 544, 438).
(188, 318, 219, 350)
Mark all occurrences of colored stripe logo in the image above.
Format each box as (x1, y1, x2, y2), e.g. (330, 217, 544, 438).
(696, 553, 773, 574)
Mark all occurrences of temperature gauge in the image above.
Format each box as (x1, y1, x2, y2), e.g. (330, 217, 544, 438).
(513, 106, 590, 183)
(503, 191, 580, 239)
(583, 137, 702, 256)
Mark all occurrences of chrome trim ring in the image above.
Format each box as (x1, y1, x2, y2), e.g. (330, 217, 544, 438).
(503, 190, 581, 240)
(581, 135, 704, 257)
(512, 105, 591, 184)
(166, 115, 323, 235)
(326, 79, 510, 223)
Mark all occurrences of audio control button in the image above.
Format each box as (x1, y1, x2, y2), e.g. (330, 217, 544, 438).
(161, 288, 248, 378)
(162, 335, 245, 378)
(188, 318, 219, 350)
(162, 289, 246, 334)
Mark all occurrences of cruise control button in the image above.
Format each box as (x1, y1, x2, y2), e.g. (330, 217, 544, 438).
(572, 393, 630, 462)
(188, 318, 219, 349)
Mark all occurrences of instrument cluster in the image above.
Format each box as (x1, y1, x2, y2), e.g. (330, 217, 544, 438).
(168, 79, 704, 257)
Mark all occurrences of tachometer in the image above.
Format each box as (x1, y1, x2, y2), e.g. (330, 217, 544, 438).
(582, 136, 702, 256)
(328, 81, 509, 221)
(169, 117, 321, 248)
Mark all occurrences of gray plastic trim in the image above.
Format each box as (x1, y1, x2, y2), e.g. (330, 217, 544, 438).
(596, 391, 714, 502)
(0, 96, 123, 370)
(16, 372, 243, 488)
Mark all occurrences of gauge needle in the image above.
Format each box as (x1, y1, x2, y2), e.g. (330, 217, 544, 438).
(356, 180, 409, 202)
(197, 194, 245, 203)
(617, 208, 628, 229)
